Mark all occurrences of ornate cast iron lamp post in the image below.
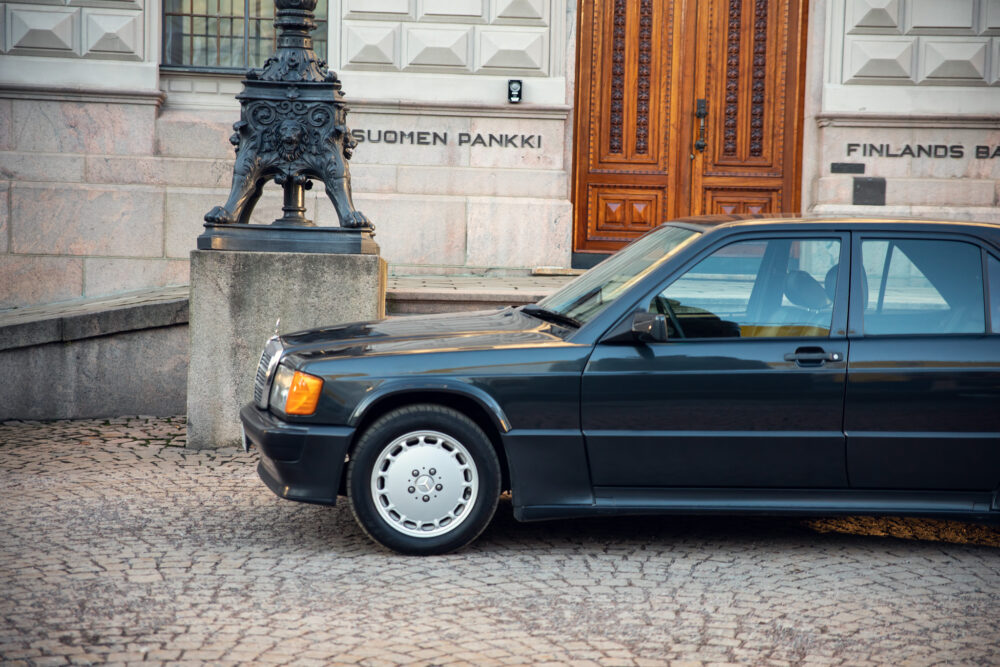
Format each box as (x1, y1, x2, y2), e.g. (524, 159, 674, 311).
(198, 0, 375, 253)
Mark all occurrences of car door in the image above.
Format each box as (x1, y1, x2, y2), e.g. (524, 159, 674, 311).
(845, 232, 1000, 491)
(582, 232, 850, 488)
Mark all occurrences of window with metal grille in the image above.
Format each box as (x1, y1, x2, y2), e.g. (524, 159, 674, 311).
(162, 0, 328, 71)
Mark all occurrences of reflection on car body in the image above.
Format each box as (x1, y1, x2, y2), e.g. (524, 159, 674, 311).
(240, 215, 1000, 554)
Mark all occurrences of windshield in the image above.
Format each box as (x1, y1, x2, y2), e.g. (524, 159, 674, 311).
(536, 225, 700, 325)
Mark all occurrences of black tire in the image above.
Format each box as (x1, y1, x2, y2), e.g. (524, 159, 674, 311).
(346, 404, 501, 555)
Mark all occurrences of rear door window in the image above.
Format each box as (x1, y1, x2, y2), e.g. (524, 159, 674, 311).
(859, 239, 985, 335)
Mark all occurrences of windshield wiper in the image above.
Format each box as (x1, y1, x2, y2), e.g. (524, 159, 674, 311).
(521, 304, 582, 329)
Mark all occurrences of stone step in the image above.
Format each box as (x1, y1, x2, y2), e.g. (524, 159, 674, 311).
(386, 275, 574, 314)
(0, 286, 189, 352)
(0, 274, 579, 351)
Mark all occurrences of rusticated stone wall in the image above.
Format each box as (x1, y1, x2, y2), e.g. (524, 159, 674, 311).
(0, 92, 573, 311)
(801, 0, 1000, 221)
(0, 94, 185, 309)
(0, 0, 577, 311)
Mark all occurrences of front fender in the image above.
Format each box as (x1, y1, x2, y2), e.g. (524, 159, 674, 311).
(347, 378, 512, 434)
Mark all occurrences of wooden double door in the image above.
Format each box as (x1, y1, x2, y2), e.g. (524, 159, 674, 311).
(572, 0, 808, 255)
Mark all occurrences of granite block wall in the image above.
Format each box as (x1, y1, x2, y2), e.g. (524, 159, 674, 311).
(802, 0, 1000, 223)
(0, 0, 576, 311)
(0, 95, 573, 310)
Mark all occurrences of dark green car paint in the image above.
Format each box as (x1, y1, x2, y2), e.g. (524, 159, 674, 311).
(241, 217, 1000, 523)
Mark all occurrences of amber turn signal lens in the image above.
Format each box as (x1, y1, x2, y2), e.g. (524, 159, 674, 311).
(285, 371, 323, 415)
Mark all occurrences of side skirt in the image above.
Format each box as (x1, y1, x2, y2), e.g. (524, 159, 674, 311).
(513, 487, 999, 522)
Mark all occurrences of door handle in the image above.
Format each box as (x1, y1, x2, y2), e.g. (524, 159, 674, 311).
(694, 98, 708, 153)
(784, 348, 842, 365)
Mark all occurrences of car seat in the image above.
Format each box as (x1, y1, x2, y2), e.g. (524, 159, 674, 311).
(756, 270, 832, 336)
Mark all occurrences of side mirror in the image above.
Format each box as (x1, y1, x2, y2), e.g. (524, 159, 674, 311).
(631, 312, 668, 343)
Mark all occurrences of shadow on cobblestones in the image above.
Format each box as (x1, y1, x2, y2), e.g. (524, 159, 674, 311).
(479, 504, 1000, 551)
(1, 416, 998, 666)
(806, 516, 1000, 548)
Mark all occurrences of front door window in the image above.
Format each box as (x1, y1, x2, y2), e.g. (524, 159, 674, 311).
(651, 238, 842, 339)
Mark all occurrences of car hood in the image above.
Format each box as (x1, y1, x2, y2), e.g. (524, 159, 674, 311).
(277, 307, 574, 362)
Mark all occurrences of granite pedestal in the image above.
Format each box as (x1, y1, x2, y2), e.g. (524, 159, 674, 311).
(187, 249, 386, 449)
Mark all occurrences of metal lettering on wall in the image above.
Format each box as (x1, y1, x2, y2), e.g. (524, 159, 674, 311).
(351, 130, 543, 148)
(846, 143, 1000, 159)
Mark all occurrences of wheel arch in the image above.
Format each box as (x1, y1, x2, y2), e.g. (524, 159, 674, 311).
(339, 386, 513, 495)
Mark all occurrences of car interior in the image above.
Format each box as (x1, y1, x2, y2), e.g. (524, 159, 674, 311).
(652, 238, 839, 339)
(861, 239, 985, 336)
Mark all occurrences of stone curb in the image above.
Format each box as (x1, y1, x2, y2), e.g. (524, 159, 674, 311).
(0, 286, 190, 352)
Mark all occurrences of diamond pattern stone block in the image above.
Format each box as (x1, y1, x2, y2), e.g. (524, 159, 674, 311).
(921, 39, 988, 81)
(345, 0, 411, 15)
(994, 39, 1000, 83)
(405, 26, 470, 68)
(84, 10, 141, 57)
(344, 23, 398, 66)
(845, 37, 914, 81)
(849, 0, 900, 31)
(7, 5, 78, 53)
(908, 0, 975, 32)
(984, 0, 1000, 32)
(495, 0, 546, 21)
(420, 0, 486, 19)
(478, 28, 546, 72)
(67, 0, 144, 7)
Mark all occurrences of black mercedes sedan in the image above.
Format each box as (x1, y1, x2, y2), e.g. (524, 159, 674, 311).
(240, 215, 1000, 554)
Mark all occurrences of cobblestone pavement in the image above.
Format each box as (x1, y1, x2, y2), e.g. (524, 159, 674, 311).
(1, 417, 999, 666)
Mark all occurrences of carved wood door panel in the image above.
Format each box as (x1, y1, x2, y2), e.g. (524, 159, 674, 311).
(572, 0, 686, 254)
(572, 0, 807, 255)
(689, 0, 806, 217)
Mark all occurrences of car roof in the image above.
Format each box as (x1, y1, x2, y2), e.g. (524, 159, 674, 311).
(666, 213, 1000, 245)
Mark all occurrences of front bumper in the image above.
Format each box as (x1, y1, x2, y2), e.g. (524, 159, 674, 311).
(239, 404, 356, 506)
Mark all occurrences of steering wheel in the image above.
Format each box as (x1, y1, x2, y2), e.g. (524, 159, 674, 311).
(653, 296, 685, 338)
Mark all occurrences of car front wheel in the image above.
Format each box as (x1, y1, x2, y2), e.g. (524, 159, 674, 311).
(346, 404, 501, 555)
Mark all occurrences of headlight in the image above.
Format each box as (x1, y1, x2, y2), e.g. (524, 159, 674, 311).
(269, 365, 323, 416)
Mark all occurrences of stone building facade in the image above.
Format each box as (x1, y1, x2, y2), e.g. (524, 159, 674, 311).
(1, 0, 998, 310)
(808, 0, 1000, 223)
